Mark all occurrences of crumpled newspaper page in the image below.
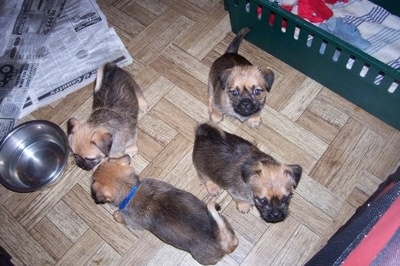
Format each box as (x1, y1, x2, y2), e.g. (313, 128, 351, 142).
(0, 0, 132, 140)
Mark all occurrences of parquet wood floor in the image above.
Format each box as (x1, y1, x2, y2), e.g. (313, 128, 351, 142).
(1, 0, 399, 265)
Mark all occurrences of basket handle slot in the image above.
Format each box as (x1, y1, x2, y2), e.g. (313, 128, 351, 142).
(267, 10, 288, 30)
(388, 81, 398, 93)
(374, 74, 399, 93)
(245, 0, 250, 13)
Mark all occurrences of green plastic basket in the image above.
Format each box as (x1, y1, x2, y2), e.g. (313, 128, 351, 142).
(224, 0, 400, 130)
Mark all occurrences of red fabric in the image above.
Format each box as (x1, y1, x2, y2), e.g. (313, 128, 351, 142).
(257, 5, 262, 18)
(343, 196, 400, 265)
(281, 5, 294, 12)
(297, 0, 333, 23)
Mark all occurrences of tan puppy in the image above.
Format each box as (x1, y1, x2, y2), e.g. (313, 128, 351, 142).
(91, 155, 239, 265)
(192, 122, 302, 223)
(67, 62, 147, 170)
(208, 27, 275, 128)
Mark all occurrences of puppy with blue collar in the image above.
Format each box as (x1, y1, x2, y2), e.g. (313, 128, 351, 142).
(91, 155, 238, 265)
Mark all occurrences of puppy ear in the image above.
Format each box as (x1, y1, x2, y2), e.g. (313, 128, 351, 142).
(92, 128, 113, 155)
(218, 68, 232, 89)
(67, 118, 81, 135)
(260, 68, 274, 92)
(284, 164, 302, 188)
(242, 161, 263, 183)
(91, 181, 114, 204)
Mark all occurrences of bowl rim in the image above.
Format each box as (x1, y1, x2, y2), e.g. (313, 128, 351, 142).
(0, 120, 69, 193)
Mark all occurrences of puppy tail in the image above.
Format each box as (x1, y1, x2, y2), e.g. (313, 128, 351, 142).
(94, 62, 148, 111)
(94, 62, 117, 93)
(94, 63, 107, 93)
(225, 27, 251, 54)
(207, 201, 239, 254)
(195, 122, 226, 140)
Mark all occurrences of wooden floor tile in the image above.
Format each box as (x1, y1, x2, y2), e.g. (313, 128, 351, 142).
(1, 0, 399, 265)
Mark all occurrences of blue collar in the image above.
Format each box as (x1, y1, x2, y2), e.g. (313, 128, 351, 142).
(118, 184, 139, 210)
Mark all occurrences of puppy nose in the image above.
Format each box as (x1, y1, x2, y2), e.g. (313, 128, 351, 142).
(240, 99, 252, 107)
(272, 210, 282, 219)
(240, 99, 252, 110)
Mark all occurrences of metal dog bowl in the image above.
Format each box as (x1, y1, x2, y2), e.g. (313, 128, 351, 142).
(0, 120, 69, 193)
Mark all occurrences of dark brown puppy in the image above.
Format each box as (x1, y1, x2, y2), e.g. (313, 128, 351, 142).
(192, 122, 302, 223)
(67, 62, 147, 170)
(91, 155, 238, 265)
(208, 27, 275, 128)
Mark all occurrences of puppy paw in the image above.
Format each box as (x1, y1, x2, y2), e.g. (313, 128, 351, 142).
(138, 97, 149, 112)
(247, 116, 261, 128)
(236, 201, 251, 214)
(205, 181, 221, 197)
(125, 144, 139, 157)
(210, 109, 224, 123)
(113, 211, 125, 223)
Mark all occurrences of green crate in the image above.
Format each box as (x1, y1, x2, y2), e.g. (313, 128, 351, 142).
(224, 0, 400, 130)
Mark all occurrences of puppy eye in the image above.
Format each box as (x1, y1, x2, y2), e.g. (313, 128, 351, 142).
(230, 89, 239, 96)
(282, 194, 292, 203)
(255, 197, 267, 205)
(253, 88, 262, 95)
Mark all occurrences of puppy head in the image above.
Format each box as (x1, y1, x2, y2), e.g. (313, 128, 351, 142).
(220, 65, 274, 117)
(91, 155, 136, 205)
(67, 118, 113, 170)
(244, 161, 302, 223)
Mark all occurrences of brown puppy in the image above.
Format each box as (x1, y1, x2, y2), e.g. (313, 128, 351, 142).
(192, 122, 302, 223)
(208, 27, 275, 128)
(67, 62, 147, 170)
(91, 155, 238, 265)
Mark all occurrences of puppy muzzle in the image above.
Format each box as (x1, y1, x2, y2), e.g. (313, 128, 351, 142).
(256, 205, 288, 223)
(74, 155, 100, 171)
(234, 98, 260, 116)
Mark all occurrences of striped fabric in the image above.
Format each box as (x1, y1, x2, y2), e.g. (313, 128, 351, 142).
(331, 0, 400, 70)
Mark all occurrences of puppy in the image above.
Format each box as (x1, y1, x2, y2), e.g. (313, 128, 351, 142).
(192, 122, 302, 223)
(91, 155, 239, 265)
(67, 62, 148, 170)
(208, 27, 275, 128)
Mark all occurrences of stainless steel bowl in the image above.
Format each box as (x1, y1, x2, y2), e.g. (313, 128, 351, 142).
(0, 120, 69, 193)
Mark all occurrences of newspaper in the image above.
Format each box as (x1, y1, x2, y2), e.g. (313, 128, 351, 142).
(0, 0, 132, 140)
